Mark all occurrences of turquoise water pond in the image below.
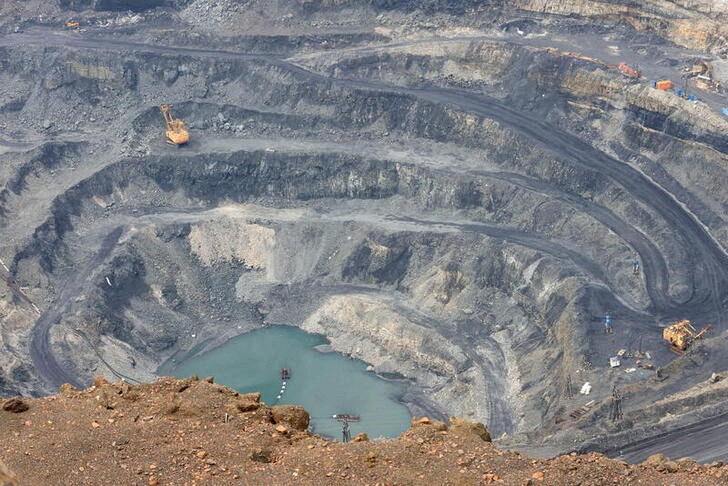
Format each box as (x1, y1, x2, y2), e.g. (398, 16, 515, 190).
(165, 326, 411, 439)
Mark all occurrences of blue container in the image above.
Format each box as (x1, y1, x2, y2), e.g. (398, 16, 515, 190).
(651, 80, 657, 88)
(723, 108, 728, 118)
(676, 88, 683, 96)
(689, 95, 696, 101)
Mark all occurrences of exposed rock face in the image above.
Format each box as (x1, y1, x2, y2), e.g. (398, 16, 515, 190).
(188, 220, 275, 269)
(513, 0, 728, 55)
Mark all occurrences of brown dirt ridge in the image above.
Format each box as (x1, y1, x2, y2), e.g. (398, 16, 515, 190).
(1, 377, 726, 486)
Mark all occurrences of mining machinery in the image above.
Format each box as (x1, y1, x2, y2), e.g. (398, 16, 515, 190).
(683, 61, 713, 79)
(662, 320, 711, 354)
(618, 62, 641, 79)
(159, 104, 189, 145)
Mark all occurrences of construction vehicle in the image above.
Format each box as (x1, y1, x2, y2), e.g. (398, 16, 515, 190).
(662, 320, 711, 354)
(159, 104, 189, 145)
(655, 80, 673, 90)
(683, 61, 713, 79)
(618, 62, 641, 79)
(65, 21, 80, 28)
(682, 61, 722, 92)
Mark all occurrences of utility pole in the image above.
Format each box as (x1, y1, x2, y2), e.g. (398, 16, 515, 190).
(565, 374, 574, 399)
(609, 386, 623, 422)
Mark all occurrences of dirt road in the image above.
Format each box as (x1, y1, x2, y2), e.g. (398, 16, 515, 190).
(615, 413, 728, 463)
(29, 227, 124, 390)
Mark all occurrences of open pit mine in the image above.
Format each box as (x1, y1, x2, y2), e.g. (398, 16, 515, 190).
(1, 1, 728, 482)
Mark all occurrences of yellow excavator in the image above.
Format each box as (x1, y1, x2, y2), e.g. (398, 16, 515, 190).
(663, 320, 711, 354)
(159, 104, 189, 145)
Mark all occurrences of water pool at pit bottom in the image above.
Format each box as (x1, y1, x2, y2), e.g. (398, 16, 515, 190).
(164, 325, 411, 439)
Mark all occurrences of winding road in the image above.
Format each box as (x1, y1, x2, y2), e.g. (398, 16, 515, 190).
(28, 226, 123, 390)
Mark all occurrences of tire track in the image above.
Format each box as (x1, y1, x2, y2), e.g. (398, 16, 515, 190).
(29, 226, 124, 390)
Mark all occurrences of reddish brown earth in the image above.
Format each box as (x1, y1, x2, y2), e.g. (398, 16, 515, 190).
(1, 377, 726, 486)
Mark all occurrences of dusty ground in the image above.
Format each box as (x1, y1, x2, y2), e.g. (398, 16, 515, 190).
(2, 377, 728, 486)
(0, 0, 727, 462)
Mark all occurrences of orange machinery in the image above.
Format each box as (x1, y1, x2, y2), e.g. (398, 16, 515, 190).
(159, 105, 189, 145)
(663, 320, 711, 354)
(618, 62, 641, 78)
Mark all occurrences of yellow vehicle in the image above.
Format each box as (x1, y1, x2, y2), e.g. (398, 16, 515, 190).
(159, 105, 189, 145)
(662, 320, 711, 354)
(65, 21, 80, 28)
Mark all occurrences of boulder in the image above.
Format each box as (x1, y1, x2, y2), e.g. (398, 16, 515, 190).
(93, 376, 111, 387)
(59, 383, 77, 396)
(448, 417, 492, 442)
(664, 460, 679, 473)
(250, 447, 275, 463)
(410, 416, 447, 431)
(270, 405, 310, 431)
(236, 400, 261, 413)
(643, 454, 668, 467)
(241, 392, 261, 403)
(2, 398, 29, 414)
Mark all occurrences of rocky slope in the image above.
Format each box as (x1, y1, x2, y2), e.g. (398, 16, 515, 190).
(1, 377, 727, 485)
